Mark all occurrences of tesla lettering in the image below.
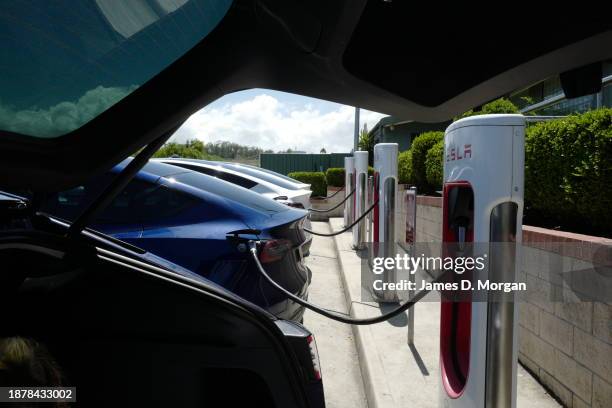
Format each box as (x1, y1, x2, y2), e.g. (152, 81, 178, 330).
(446, 144, 472, 162)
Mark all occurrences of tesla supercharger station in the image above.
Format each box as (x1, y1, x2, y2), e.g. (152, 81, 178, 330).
(440, 114, 524, 408)
(344, 157, 355, 228)
(352, 151, 369, 249)
(371, 143, 399, 302)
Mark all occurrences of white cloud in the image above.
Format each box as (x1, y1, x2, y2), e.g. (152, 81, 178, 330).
(0, 85, 137, 138)
(171, 93, 386, 153)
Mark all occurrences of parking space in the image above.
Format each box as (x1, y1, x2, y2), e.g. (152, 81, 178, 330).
(304, 222, 368, 408)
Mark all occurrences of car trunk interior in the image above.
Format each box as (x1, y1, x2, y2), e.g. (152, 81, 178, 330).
(0, 224, 308, 407)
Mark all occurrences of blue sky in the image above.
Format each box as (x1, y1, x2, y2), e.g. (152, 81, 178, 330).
(170, 89, 387, 153)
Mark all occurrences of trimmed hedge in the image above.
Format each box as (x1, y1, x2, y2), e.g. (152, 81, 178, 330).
(326, 167, 345, 187)
(398, 149, 414, 185)
(325, 166, 375, 188)
(525, 108, 612, 234)
(425, 140, 444, 189)
(288, 171, 327, 197)
(411, 131, 444, 191)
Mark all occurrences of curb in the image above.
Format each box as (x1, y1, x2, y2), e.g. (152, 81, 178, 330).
(328, 218, 397, 408)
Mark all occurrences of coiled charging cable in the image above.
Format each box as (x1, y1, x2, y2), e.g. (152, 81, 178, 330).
(248, 241, 438, 325)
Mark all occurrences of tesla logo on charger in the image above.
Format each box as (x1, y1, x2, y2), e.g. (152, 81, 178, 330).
(446, 144, 472, 162)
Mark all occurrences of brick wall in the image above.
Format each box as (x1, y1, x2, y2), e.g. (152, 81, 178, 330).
(413, 195, 612, 408)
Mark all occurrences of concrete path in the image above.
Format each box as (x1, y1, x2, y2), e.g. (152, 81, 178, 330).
(328, 217, 561, 408)
(304, 221, 368, 408)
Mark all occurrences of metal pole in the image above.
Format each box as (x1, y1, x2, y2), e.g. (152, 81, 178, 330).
(344, 157, 354, 228)
(354, 107, 360, 151)
(353, 151, 368, 250)
(406, 186, 417, 345)
(367, 176, 374, 242)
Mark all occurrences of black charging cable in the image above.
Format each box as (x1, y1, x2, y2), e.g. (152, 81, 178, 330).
(312, 186, 345, 200)
(304, 198, 377, 237)
(248, 241, 439, 325)
(309, 189, 354, 213)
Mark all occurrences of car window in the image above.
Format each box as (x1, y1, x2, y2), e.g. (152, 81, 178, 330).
(219, 164, 302, 190)
(45, 176, 199, 224)
(137, 185, 199, 222)
(241, 164, 306, 185)
(170, 162, 258, 189)
(171, 172, 289, 213)
(0, 0, 233, 138)
(96, 180, 159, 223)
(217, 172, 258, 189)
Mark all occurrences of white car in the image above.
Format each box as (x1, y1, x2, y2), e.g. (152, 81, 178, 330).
(204, 161, 310, 191)
(157, 158, 312, 210)
(217, 162, 311, 190)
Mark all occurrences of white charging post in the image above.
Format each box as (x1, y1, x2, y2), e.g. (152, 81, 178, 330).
(371, 143, 399, 302)
(352, 151, 369, 249)
(344, 157, 355, 228)
(439, 114, 524, 408)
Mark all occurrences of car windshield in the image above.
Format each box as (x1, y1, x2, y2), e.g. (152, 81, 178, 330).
(0, 0, 233, 138)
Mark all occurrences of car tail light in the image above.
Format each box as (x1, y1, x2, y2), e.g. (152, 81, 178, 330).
(274, 320, 324, 387)
(259, 239, 292, 263)
(307, 335, 322, 380)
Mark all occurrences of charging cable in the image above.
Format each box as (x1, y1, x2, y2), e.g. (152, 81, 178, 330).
(309, 189, 354, 213)
(248, 241, 439, 325)
(313, 186, 345, 200)
(304, 198, 377, 237)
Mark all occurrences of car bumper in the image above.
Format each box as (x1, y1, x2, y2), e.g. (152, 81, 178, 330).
(265, 266, 310, 322)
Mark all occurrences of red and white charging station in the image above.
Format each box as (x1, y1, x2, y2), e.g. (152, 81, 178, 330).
(344, 156, 355, 228)
(371, 143, 399, 302)
(352, 151, 369, 249)
(440, 114, 525, 408)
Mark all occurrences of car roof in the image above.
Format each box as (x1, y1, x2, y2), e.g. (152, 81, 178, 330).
(212, 162, 308, 191)
(216, 162, 310, 188)
(154, 158, 288, 194)
(228, 163, 309, 187)
(2, 1, 611, 191)
(125, 159, 291, 215)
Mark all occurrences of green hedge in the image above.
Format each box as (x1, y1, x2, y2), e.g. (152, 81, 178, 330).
(288, 171, 327, 197)
(398, 149, 414, 185)
(326, 167, 344, 187)
(325, 166, 375, 187)
(425, 140, 444, 189)
(411, 131, 444, 191)
(525, 108, 612, 234)
(456, 97, 520, 119)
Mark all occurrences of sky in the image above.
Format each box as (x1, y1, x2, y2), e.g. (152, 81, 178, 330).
(170, 89, 387, 153)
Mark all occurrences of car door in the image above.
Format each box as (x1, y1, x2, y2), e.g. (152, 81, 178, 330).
(135, 182, 226, 273)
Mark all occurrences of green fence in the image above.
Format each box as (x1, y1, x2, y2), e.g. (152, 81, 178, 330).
(259, 153, 351, 175)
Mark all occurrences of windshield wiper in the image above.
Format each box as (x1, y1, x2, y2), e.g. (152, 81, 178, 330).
(66, 130, 174, 238)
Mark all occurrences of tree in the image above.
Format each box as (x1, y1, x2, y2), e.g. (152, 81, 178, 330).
(320, 148, 327, 154)
(153, 139, 206, 159)
(357, 124, 374, 164)
(456, 97, 520, 119)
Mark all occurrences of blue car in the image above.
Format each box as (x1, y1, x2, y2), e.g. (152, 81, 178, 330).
(42, 160, 312, 322)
